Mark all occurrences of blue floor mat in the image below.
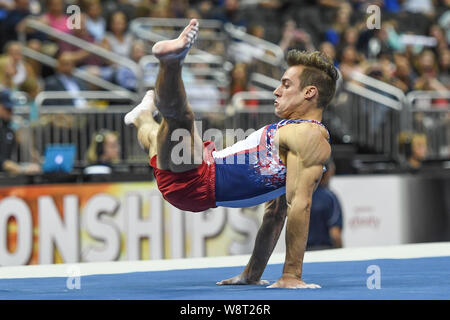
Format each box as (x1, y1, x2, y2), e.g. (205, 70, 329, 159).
(1, 256, 449, 300)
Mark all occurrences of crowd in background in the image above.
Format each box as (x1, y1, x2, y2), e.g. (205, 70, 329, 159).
(0, 0, 448, 173)
(0, 0, 448, 103)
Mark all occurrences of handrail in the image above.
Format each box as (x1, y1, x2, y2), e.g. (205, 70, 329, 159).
(406, 90, 450, 109)
(231, 90, 275, 110)
(138, 55, 229, 87)
(35, 91, 138, 110)
(21, 46, 138, 95)
(20, 19, 139, 73)
(130, 17, 224, 37)
(249, 73, 279, 90)
(345, 82, 403, 110)
(224, 22, 285, 67)
(349, 71, 406, 102)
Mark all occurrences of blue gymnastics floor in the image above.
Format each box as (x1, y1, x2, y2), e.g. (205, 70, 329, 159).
(1, 256, 449, 300)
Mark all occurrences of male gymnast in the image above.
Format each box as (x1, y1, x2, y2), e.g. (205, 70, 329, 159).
(124, 19, 338, 289)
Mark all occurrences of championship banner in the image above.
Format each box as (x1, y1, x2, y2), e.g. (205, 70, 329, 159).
(0, 182, 265, 266)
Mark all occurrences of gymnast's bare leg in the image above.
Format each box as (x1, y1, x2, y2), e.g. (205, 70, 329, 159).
(125, 19, 203, 172)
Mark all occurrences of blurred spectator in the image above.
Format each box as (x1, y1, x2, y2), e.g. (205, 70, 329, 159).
(103, 0, 137, 22)
(338, 45, 365, 81)
(378, 54, 398, 83)
(43, 52, 88, 107)
(283, 0, 337, 48)
(59, 12, 114, 82)
(0, 0, 15, 12)
(438, 0, 450, 44)
(84, 129, 120, 175)
(24, 38, 43, 77)
(186, 7, 201, 19)
(136, 0, 172, 18)
(399, 132, 428, 172)
(307, 160, 343, 250)
(170, 0, 188, 18)
(19, 72, 40, 122)
(324, 2, 353, 47)
(229, 62, 249, 96)
(211, 0, 247, 28)
(85, 0, 106, 42)
(437, 48, 449, 88)
(196, 0, 214, 19)
(413, 49, 447, 92)
(0, 41, 39, 95)
(336, 26, 359, 56)
(1, 0, 31, 47)
(59, 13, 103, 65)
(39, 0, 71, 34)
(0, 89, 41, 175)
(115, 40, 146, 91)
(392, 53, 417, 92)
(243, 0, 282, 43)
(279, 19, 315, 54)
(228, 62, 259, 108)
(428, 24, 448, 53)
(103, 10, 134, 58)
(319, 41, 338, 67)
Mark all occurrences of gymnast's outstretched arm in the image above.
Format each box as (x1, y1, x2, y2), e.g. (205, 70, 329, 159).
(216, 195, 287, 285)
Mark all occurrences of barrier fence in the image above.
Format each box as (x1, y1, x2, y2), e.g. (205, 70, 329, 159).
(405, 91, 450, 160)
(4, 85, 449, 169)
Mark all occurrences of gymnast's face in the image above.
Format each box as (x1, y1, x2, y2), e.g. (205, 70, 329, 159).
(273, 65, 317, 119)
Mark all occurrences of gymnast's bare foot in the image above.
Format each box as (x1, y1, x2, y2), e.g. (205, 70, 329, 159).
(152, 19, 199, 62)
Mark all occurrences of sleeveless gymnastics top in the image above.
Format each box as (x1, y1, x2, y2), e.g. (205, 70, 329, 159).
(212, 119, 330, 208)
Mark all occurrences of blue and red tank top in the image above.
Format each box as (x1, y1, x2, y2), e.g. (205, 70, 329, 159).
(212, 119, 330, 208)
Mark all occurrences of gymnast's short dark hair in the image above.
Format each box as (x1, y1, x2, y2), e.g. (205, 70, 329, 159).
(286, 50, 339, 109)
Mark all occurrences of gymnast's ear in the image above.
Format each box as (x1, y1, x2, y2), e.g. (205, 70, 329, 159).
(303, 86, 318, 100)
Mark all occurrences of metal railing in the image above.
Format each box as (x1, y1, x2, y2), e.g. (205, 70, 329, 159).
(405, 91, 450, 160)
(11, 91, 140, 166)
(18, 19, 140, 95)
(224, 23, 285, 68)
(33, 91, 138, 109)
(340, 83, 402, 160)
(249, 73, 280, 91)
(21, 19, 139, 72)
(11, 105, 143, 166)
(8, 87, 450, 170)
(224, 23, 285, 80)
(138, 54, 229, 89)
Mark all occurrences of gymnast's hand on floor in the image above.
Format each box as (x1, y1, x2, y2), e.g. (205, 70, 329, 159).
(216, 273, 269, 286)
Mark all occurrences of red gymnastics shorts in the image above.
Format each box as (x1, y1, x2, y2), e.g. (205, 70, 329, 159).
(149, 141, 217, 213)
